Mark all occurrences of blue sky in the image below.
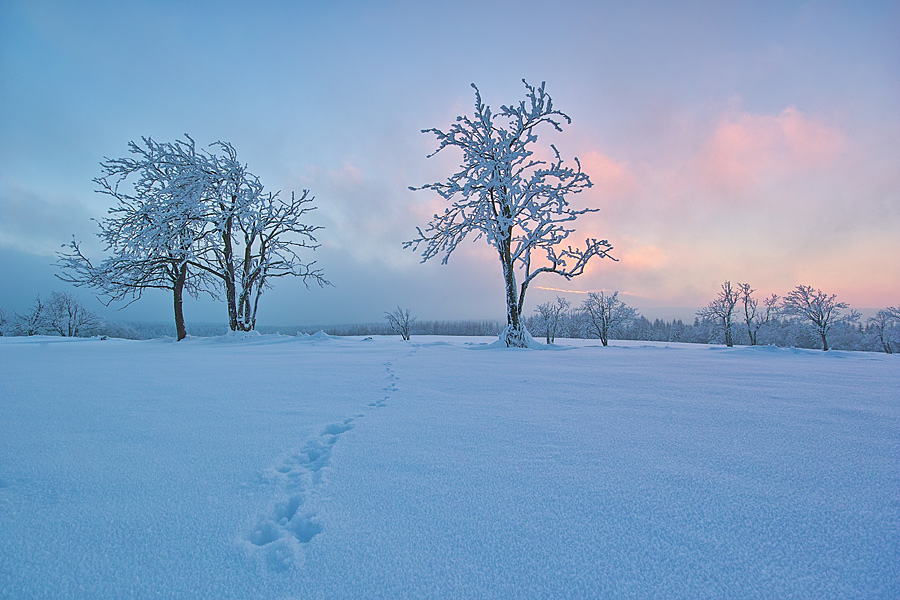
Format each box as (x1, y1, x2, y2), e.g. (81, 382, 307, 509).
(1, 0, 898, 326)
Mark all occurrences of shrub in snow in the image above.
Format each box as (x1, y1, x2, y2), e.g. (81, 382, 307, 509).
(384, 306, 415, 341)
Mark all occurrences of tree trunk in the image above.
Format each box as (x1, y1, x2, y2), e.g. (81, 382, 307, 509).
(235, 241, 255, 331)
(821, 332, 829, 351)
(236, 290, 252, 331)
(222, 207, 239, 331)
(498, 246, 530, 348)
(249, 284, 263, 332)
(223, 268, 238, 331)
(173, 264, 188, 341)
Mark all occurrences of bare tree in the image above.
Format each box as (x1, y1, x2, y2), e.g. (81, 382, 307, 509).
(581, 291, 639, 346)
(0, 307, 8, 336)
(406, 80, 615, 347)
(781, 285, 850, 351)
(14, 296, 47, 336)
(384, 306, 415, 340)
(533, 296, 571, 344)
(44, 292, 101, 337)
(737, 283, 778, 346)
(697, 281, 740, 347)
(868, 306, 900, 354)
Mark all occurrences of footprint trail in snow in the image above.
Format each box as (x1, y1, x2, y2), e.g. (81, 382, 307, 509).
(368, 361, 398, 408)
(244, 417, 356, 572)
(245, 347, 414, 572)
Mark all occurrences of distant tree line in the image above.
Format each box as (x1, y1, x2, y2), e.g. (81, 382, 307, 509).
(256, 319, 503, 338)
(0, 295, 504, 340)
(525, 310, 899, 353)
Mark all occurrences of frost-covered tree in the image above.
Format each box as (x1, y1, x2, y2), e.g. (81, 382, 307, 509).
(868, 306, 900, 354)
(0, 307, 9, 336)
(738, 283, 778, 346)
(781, 285, 850, 351)
(190, 143, 327, 331)
(59, 136, 326, 339)
(581, 291, 639, 346)
(533, 296, 571, 344)
(698, 281, 740, 347)
(14, 296, 47, 336)
(237, 190, 327, 331)
(44, 292, 101, 337)
(406, 81, 615, 347)
(384, 306, 415, 340)
(58, 136, 212, 341)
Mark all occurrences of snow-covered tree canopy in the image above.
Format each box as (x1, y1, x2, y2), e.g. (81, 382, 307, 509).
(406, 80, 615, 347)
(868, 307, 900, 354)
(533, 296, 572, 345)
(781, 284, 852, 351)
(737, 283, 779, 346)
(59, 135, 327, 339)
(581, 291, 639, 347)
(697, 281, 740, 347)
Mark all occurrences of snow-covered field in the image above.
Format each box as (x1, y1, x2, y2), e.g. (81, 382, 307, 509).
(0, 334, 897, 599)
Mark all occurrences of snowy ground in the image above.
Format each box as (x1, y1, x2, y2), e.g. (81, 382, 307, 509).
(0, 333, 897, 599)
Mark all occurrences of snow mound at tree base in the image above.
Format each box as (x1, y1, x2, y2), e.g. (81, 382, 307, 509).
(489, 325, 547, 349)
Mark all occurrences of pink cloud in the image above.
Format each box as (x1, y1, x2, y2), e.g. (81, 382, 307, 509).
(689, 107, 845, 196)
(579, 151, 643, 201)
(617, 241, 667, 272)
(568, 151, 646, 239)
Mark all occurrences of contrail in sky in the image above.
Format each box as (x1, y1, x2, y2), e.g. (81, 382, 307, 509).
(533, 286, 594, 295)
(534, 286, 648, 299)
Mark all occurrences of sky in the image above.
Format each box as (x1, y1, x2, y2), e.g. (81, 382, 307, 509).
(1, 0, 898, 326)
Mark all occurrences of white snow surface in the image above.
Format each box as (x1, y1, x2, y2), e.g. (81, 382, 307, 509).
(0, 334, 897, 599)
